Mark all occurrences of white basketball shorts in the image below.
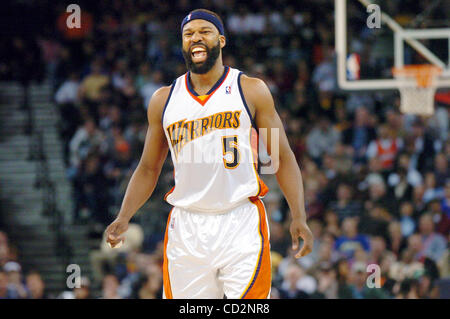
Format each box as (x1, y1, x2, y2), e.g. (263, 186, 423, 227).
(162, 197, 271, 299)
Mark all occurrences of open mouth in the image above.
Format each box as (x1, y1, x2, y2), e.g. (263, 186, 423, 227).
(191, 46, 207, 63)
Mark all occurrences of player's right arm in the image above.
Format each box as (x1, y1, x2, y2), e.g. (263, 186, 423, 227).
(105, 86, 171, 248)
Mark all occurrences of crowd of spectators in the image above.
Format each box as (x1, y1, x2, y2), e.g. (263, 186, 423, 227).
(0, 231, 48, 299)
(1, 0, 449, 299)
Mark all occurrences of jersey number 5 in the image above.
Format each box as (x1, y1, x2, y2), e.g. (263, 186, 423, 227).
(222, 136, 240, 169)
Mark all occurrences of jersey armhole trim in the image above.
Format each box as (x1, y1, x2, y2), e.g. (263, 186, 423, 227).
(161, 80, 176, 125)
(238, 72, 262, 174)
(237, 72, 257, 129)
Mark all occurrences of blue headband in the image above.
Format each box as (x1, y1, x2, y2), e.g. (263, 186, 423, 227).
(181, 11, 224, 35)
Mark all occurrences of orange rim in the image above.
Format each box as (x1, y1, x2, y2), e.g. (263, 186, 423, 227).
(392, 64, 442, 88)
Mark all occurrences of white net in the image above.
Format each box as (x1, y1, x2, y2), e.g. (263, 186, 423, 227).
(397, 86, 437, 116)
(393, 65, 442, 116)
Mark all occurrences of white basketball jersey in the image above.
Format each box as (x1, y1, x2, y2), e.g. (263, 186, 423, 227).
(162, 66, 268, 213)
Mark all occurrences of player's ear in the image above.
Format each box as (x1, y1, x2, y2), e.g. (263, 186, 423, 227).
(219, 35, 226, 48)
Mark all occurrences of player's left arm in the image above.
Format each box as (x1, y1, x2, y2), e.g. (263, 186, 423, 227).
(241, 75, 313, 258)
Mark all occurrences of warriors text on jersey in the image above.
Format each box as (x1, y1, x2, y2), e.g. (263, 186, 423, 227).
(161, 66, 268, 212)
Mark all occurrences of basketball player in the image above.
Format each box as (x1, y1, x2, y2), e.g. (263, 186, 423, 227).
(105, 9, 313, 299)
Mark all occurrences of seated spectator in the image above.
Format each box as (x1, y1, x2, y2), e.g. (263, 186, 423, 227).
(395, 279, 420, 299)
(417, 273, 439, 299)
(333, 104, 352, 134)
(433, 153, 448, 188)
(136, 263, 162, 299)
(123, 113, 147, 159)
(323, 210, 341, 238)
(268, 220, 291, 256)
(111, 59, 128, 90)
(78, 60, 109, 105)
(118, 252, 157, 297)
(54, 72, 83, 164)
(296, 219, 324, 270)
(332, 142, 354, 175)
(306, 117, 341, 164)
(311, 262, 338, 299)
(387, 152, 423, 188)
(308, 178, 327, 219)
(311, 241, 340, 274)
(348, 261, 389, 299)
(388, 167, 414, 204)
(369, 235, 390, 265)
(364, 175, 396, 214)
(0, 270, 18, 299)
(104, 140, 137, 206)
(360, 157, 384, 192)
(379, 253, 397, 295)
(73, 153, 110, 226)
(322, 152, 338, 180)
(119, 72, 138, 103)
(278, 263, 311, 299)
(407, 118, 436, 172)
(334, 217, 370, 259)
(334, 258, 354, 298)
(407, 234, 424, 261)
(442, 180, 450, 217)
(74, 277, 91, 299)
(366, 124, 403, 172)
(328, 183, 362, 221)
(352, 244, 369, 267)
(55, 71, 80, 105)
(387, 221, 408, 258)
(427, 199, 450, 236)
(398, 201, 416, 237)
(342, 106, 376, 164)
(102, 123, 126, 159)
(25, 271, 48, 299)
(412, 184, 427, 216)
(384, 108, 403, 136)
(97, 103, 113, 132)
(3, 261, 27, 299)
(140, 70, 164, 109)
(359, 205, 391, 238)
(0, 231, 9, 268)
(135, 62, 152, 92)
(389, 248, 424, 282)
(100, 274, 122, 299)
(423, 171, 444, 204)
(416, 214, 447, 263)
(69, 118, 105, 171)
(311, 46, 336, 110)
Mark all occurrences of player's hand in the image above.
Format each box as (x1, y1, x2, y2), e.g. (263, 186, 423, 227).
(290, 219, 314, 259)
(105, 217, 129, 248)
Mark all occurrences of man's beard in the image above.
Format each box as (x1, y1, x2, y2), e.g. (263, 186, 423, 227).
(182, 41, 221, 74)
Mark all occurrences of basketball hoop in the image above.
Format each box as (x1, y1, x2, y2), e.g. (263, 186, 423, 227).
(392, 65, 442, 116)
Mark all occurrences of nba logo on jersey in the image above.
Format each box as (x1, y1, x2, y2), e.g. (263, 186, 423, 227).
(170, 217, 175, 230)
(225, 85, 231, 94)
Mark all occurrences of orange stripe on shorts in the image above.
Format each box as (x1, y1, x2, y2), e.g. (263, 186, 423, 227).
(163, 208, 174, 299)
(241, 197, 271, 299)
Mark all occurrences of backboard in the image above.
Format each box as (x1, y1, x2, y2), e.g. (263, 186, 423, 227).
(335, 0, 450, 91)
